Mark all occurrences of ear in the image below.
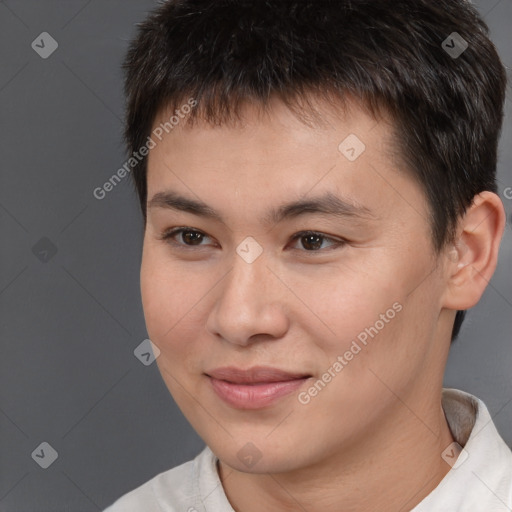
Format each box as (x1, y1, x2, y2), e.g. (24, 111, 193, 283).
(442, 191, 506, 310)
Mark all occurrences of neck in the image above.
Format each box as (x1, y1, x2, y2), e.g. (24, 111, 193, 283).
(218, 393, 455, 512)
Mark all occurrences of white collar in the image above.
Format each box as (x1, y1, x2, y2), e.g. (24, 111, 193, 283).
(411, 388, 512, 511)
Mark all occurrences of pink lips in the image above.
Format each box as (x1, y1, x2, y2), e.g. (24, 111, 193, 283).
(206, 366, 311, 409)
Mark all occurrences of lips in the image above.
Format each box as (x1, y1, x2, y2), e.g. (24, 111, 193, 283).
(205, 366, 312, 409)
(205, 366, 311, 384)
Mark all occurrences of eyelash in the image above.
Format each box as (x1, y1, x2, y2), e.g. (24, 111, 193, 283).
(158, 227, 347, 254)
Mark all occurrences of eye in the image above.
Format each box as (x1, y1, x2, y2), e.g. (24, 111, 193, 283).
(159, 227, 346, 253)
(159, 227, 213, 248)
(289, 230, 346, 252)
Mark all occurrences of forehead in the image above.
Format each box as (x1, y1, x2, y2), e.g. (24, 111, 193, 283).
(148, 97, 392, 179)
(145, 97, 426, 229)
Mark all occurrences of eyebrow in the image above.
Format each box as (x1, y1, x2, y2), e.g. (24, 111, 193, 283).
(147, 190, 377, 227)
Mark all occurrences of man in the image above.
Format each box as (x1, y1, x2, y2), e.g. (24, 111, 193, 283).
(105, 0, 511, 510)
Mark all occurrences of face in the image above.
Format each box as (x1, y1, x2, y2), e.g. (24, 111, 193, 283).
(141, 98, 452, 474)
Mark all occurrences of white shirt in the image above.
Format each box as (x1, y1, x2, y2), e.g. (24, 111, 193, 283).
(103, 388, 512, 511)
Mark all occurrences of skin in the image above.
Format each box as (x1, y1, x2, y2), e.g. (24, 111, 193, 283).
(140, 97, 505, 512)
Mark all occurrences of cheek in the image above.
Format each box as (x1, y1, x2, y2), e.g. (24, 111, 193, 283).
(140, 252, 203, 393)
(295, 255, 429, 399)
(294, 261, 405, 346)
(141, 246, 184, 341)
(140, 245, 214, 352)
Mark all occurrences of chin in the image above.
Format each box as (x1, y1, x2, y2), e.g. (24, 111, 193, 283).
(211, 436, 309, 475)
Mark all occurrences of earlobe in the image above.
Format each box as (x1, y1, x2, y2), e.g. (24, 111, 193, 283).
(442, 191, 506, 311)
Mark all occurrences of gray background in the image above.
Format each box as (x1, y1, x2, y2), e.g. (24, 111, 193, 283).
(0, 0, 510, 510)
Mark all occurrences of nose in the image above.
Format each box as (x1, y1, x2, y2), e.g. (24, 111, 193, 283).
(205, 248, 290, 347)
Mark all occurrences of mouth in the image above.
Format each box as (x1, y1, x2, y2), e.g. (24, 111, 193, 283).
(205, 366, 312, 409)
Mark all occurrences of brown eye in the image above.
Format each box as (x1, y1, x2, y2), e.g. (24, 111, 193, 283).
(290, 231, 345, 252)
(300, 233, 323, 251)
(160, 228, 212, 247)
(160, 227, 346, 254)
(180, 230, 204, 245)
